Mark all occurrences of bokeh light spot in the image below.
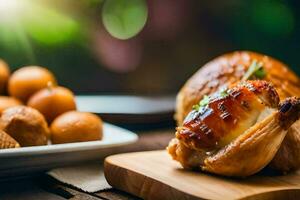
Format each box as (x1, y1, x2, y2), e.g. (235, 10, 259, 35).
(24, 4, 80, 46)
(102, 0, 148, 40)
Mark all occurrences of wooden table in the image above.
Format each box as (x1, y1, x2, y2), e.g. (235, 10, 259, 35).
(0, 129, 174, 200)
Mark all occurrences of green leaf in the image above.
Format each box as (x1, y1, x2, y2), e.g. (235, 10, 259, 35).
(192, 104, 200, 111)
(219, 88, 229, 98)
(199, 95, 210, 107)
(0, 22, 36, 62)
(193, 95, 210, 111)
(242, 60, 266, 81)
(254, 67, 267, 79)
(24, 4, 80, 46)
(102, 0, 148, 40)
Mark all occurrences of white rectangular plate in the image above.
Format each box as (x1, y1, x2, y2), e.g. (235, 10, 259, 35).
(0, 123, 138, 178)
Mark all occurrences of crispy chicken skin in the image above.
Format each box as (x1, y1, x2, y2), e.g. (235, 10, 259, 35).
(168, 82, 300, 176)
(176, 51, 300, 125)
(175, 51, 300, 173)
(177, 81, 279, 151)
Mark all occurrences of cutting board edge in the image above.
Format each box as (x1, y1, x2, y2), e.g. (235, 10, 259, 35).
(104, 154, 201, 200)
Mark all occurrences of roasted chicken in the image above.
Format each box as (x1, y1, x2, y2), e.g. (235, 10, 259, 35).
(168, 80, 300, 177)
(175, 51, 300, 173)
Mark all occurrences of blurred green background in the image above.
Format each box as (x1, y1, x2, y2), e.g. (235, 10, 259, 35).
(0, 0, 299, 94)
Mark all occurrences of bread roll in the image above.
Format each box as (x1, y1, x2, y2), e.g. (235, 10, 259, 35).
(0, 106, 49, 147)
(51, 111, 103, 144)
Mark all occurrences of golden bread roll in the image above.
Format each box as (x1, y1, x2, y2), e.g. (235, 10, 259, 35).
(51, 111, 103, 144)
(0, 130, 20, 149)
(0, 96, 23, 114)
(0, 59, 10, 94)
(0, 106, 49, 147)
(28, 86, 76, 123)
(8, 66, 57, 102)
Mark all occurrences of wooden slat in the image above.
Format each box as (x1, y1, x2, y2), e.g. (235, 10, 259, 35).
(0, 177, 66, 200)
(95, 189, 141, 200)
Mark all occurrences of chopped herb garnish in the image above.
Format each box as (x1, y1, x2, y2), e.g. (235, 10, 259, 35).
(219, 87, 229, 98)
(199, 95, 210, 107)
(193, 95, 210, 111)
(242, 60, 266, 81)
(254, 67, 267, 79)
(192, 88, 230, 111)
(192, 104, 200, 111)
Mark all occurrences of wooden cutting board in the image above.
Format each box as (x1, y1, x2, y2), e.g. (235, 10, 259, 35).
(104, 150, 300, 200)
